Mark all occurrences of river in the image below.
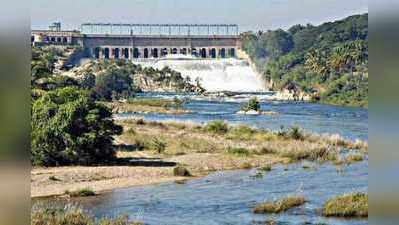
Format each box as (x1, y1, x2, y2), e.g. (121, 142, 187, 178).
(53, 94, 368, 225)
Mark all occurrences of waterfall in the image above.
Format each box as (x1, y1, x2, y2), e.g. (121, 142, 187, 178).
(136, 55, 266, 92)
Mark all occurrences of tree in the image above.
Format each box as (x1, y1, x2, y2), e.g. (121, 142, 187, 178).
(31, 87, 122, 166)
(94, 67, 135, 100)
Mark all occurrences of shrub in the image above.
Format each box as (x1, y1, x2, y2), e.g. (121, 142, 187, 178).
(48, 176, 61, 181)
(31, 87, 122, 166)
(203, 120, 229, 134)
(65, 187, 96, 197)
(241, 97, 261, 112)
(226, 147, 251, 157)
(253, 196, 306, 214)
(152, 137, 167, 154)
(260, 164, 272, 171)
(173, 166, 191, 177)
(346, 153, 364, 163)
(135, 118, 145, 125)
(288, 126, 303, 140)
(323, 193, 368, 217)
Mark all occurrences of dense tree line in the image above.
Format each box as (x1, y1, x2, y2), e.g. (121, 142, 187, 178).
(241, 14, 368, 107)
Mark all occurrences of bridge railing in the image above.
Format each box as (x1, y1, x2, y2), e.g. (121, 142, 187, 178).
(80, 23, 239, 36)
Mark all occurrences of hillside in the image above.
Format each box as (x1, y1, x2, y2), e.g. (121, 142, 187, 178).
(241, 14, 368, 107)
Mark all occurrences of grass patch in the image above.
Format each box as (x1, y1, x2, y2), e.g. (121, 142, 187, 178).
(203, 120, 229, 134)
(226, 147, 251, 157)
(31, 205, 143, 225)
(173, 166, 191, 177)
(127, 98, 176, 108)
(260, 164, 272, 171)
(345, 153, 364, 164)
(253, 196, 306, 214)
(64, 187, 96, 197)
(227, 125, 256, 141)
(323, 193, 368, 217)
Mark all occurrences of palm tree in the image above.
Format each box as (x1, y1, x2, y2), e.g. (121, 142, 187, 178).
(305, 49, 329, 78)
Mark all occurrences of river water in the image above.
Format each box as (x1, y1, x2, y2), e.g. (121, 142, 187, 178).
(118, 93, 368, 141)
(38, 93, 368, 225)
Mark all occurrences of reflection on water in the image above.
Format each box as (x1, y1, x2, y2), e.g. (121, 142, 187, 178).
(51, 162, 367, 225)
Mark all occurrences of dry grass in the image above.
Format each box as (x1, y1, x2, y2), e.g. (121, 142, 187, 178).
(31, 205, 143, 225)
(253, 196, 306, 214)
(118, 119, 366, 163)
(323, 193, 368, 217)
(345, 153, 364, 163)
(32, 119, 367, 198)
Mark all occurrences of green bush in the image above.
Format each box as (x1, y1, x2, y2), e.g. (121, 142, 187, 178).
(203, 120, 229, 134)
(241, 97, 260, 112)
(288, 126, 304, 140)
(31, 87, 122, 166)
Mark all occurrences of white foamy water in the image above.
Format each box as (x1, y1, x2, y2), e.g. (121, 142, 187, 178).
(135, 55, 266, 92)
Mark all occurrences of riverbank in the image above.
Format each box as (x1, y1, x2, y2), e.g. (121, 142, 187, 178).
(103, 99, 192, 115)
(31, 119, 367, 198)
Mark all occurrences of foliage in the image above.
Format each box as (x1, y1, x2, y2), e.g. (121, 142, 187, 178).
(93, 62, 136, 101)
(323, 193, 368, 217)
(226, 147, 251, 156)
(242, 14, 368, 107)
(152, 137, 167, 154)
(241, 97, 261, 112)
(31, 87, 122, 166)
(253, 196, 306, 214)
(203, 120, 229, 134)
(288, 126, 303, 140)
(65, 188, 96, 197)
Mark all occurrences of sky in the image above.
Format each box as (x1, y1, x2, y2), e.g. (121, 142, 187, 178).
(31, 0, 368, 32)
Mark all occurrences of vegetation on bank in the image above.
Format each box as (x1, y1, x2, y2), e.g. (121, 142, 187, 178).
(119, 119, 367, 164)
(31, 87, 122, 166)
(323, 193, 368, 217)
(104, 97, 191, 114)
(253, 196, 306, 214)
(241, 14, 368, 107)
(31, 205, 143, 225)
(64, 188, 96, 197)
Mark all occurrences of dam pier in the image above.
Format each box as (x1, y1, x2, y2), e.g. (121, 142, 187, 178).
(32, 22, 241, 59)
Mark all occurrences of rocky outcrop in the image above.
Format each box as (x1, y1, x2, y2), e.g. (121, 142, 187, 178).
(269, 89, 312, 101)
(133, 73, 205, 93)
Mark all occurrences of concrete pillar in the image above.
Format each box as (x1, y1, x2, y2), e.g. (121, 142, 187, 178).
(129, 48, 133, 60)
(99, 48, 103, 59)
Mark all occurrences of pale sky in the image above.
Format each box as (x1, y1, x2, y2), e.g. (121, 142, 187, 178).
(31, 0, 368, 32)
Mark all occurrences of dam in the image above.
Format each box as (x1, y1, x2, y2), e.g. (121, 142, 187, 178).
(31, 22, 241, 59)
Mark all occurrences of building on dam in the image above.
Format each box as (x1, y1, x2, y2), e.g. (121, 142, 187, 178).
(31, 22, 242, 59)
